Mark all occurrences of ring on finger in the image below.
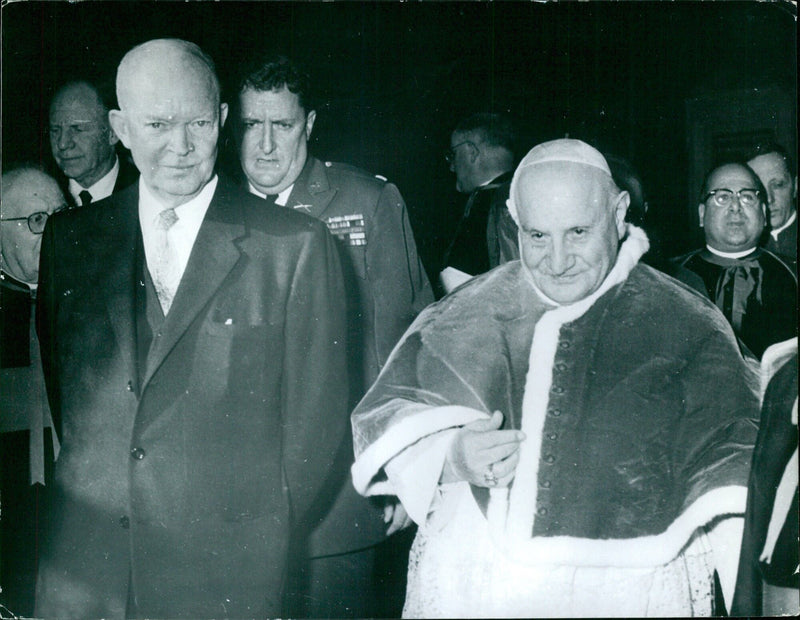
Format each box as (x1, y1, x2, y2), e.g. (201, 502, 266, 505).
(483, 462, 498, 486)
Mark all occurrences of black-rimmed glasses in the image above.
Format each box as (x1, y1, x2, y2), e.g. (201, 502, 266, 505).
(703, 188, 761, 208)
(445, 141, 476, 164)
(1, 207, 66, 234)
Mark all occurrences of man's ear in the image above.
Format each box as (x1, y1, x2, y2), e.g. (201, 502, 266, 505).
(467, 142, 480, 164)
(698, 203, 705, 227)
(614, 190, 630, 235)
(219, 103, 229, 128)
(108, 110, 130, 149)
(305, 110, 317, 140)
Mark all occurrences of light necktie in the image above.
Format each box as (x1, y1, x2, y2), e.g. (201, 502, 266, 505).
(79, 190, 92, 206)
(151, 208, 180, 314)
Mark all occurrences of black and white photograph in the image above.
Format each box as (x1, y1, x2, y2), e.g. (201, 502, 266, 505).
(1, 1, 797, 618)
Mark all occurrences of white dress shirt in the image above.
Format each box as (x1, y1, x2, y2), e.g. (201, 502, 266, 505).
(139, 175, 218, 293)
(68, 157, 120, 204)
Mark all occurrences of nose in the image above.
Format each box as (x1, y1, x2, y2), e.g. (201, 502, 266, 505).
(56, 127, 74, 151)
(727, 195, 744, 213)
(547, 238, 574, 275)
(169, 125, 193, 155)
(259, 124, 275, 153)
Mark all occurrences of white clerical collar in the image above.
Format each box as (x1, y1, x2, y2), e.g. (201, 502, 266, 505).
(706, 245, 757, 260)
(68, 156, 119, 204)
(771, 211, 796, 240)
(247, 181, 294, 206)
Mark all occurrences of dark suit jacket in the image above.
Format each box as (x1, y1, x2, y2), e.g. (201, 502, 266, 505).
(766, 216, 797, 274)
(35, 177, 348, 618)
(275, 157, 434, 557)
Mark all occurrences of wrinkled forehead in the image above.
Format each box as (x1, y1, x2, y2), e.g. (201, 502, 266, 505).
(516, 161, 609, 201)
(748, 152, 792, 178)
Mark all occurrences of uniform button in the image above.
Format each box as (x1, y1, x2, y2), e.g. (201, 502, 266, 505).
(551, 385, 565, 394)
(541, 480, 552, 488)
(547, 432, 558, 441)
(120, 516, 130, 529)
(549, 408, 561, 417)
(126, 381, 133, 392)
(131, 447, 146, 460)
(538, 507, 548, 516)
(543, 454, 555, 464)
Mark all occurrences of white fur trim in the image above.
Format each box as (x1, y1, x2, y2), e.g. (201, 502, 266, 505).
(492, 485, 747, 568)
(351, 404, 487, 495)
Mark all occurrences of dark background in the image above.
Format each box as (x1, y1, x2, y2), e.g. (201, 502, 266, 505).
(2, 0, 796, 275)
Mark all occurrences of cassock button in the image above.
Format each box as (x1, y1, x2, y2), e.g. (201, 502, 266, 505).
(541, 480, 552, 488)
(120, 516, 130, 529)
(549, 408, 561, 417)
(547, 432, 558, 441)
(559, 341, 570, 349)
(551, 386, 565, 394)
(543, 454, 555, 464)
(555, 363, 567, 372)
(537, 507, 548, 516)
(131, 447, 146, 460)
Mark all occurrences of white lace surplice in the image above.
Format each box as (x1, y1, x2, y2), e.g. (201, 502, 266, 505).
(403, 483, 715, 618)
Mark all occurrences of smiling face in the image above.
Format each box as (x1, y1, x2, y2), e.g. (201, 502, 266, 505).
(699, 164, 766, 253)
(109, 43, 227, 207)
(747, 152, 796, 229)
(238, 86, 316, 195)
(516, 162, 628, 304)
(49, 82, 118, 188)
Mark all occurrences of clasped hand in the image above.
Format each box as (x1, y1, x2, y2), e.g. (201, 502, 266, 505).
(441, 411, 525, 487)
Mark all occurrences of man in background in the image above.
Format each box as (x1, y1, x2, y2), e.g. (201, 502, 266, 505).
(1, 166, 65, 616)
(746, 141, 796, 271)
(671, 161, 796, 360)
(440, 112, 518, 294)
(48, 80, 138, 207)
(235, 53, 433, 618)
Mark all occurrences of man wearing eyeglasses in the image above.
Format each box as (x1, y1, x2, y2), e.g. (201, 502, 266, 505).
(0, 166, 65, 616)
(671, 161, 797, 360)
(48, 80, 138, 208)
(440, 113, 519, 294)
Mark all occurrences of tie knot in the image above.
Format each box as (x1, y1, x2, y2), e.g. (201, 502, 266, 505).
(156, 208, 179, 231)
(79, 190, 92, 206)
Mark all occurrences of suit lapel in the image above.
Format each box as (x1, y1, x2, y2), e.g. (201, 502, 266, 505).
(286, 157, 336, 219)
(140, 181, 246, 389)
(100, 188, 140, 391)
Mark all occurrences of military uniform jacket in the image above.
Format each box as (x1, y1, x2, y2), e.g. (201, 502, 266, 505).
(35, 177, 349, 618)
(275, 157, 434, 556)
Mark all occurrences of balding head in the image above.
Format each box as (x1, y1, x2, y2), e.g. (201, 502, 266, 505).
(49, 80, 119, 188)
(1, 167, 66, 284)
(509, 140, 630, 304)
(109, 39, 228, 208)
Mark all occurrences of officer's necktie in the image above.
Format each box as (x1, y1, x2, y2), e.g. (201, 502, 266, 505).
(79, 190, 92, 206)
(150, 208, 180, 314)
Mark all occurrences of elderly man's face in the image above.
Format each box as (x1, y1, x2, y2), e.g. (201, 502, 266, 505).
(238, 87, 315, 196)
(747, 152, 796, 229)
(110, 62, 227, 208)
(699, 164, 766, 253)
(516, 162, 628, 304)
(49, 83, 118, 188)
(1, 170, 66, 284)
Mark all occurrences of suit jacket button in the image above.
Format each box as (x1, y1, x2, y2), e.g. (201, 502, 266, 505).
(131, 447, 146, 460)
(120, 516, 130, 529)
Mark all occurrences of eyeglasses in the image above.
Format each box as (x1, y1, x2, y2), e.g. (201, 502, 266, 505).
(703, 188, 761, 208)
(445, 141, 476, 164)
(1, 207, 66, 234)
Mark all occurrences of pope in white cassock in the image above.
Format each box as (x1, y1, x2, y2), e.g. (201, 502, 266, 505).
(350, 139, 759, 617)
